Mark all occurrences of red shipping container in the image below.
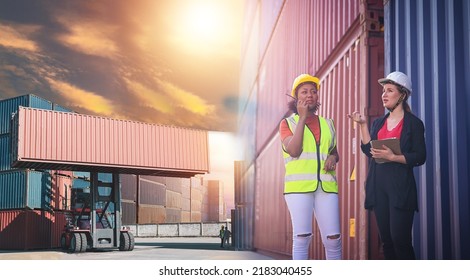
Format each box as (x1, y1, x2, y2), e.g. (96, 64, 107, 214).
(50, 172, 72, 211)
(0, 209, 67, 250)
(11, 107, 209, 177)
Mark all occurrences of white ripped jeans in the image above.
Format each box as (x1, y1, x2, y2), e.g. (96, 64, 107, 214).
(285, 189, 342, 260)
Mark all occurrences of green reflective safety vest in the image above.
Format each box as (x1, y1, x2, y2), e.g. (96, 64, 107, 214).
(282, 114, 338, 194)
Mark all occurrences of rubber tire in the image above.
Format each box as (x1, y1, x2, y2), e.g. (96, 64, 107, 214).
(69, 233, 82, 253)
(126, 232, 135, 251)
(119, 232, 130, 251)
(79, 233, 88, 252)
(60, 233, 68, 250)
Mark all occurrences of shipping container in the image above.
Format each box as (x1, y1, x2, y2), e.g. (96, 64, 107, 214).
(254, 140, 292, 259)
(140, 175, 166, 185)
(251, 0, 360, 157)
(384, 0, 470, 260)
(120, 174, 137, 201)
(119, 174, 206, 225)
(181, 210, 190, 223)
(191, 198, 202, 213)
(165, 208, 181, 223)
(182, 197, 190, 212)
(165, 177, 183, 193)
(166, 190, 182, 209)
(137, 204, 165, 224)
(52, 103, 73, 112)
(0, 133, 12, 171)
(122, 200, 136, 225)
(238, 0, 384, 259)
(0, 169, 52, 210)
(0, 94, 52, 134)
(205, 180, 225, 222)
(190, 211, 201, 223)
(191, 188, 203, 203)
(139, 178, 166, 206)
(50, 172, 72, 211)
(0, 209, 67, 250)
(233, 161, 255, 251)
(11, 107, 209, 177)
(190, 176, 203, 190)
(181, 178, 191, 199)
(49, 210, 69, 248)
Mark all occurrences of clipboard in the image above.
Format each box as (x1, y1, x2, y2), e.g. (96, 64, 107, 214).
(370, 138, 401, 163)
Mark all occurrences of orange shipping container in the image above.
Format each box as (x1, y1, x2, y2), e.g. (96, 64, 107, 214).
(181, 210, 190, 223)
(191, 211, 201, 222)
(137, 204, 165, 224)
(11, 107, 209, 177)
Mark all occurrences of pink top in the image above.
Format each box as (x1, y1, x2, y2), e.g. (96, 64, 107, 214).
(377, 118, 404, 140)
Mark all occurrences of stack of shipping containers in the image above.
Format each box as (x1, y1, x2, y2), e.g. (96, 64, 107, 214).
(0, 94, 71, 250)
(383, 0, 470, 260)
(1, 95, 214, 250)
(203, 180, 226, 222)
(119, 174, 223, 225)
(237, 0, 470, 260)
(189, 176, 204, 222)
(237, 0, 385, 260)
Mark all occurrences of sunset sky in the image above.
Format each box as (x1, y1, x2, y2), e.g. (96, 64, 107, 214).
(0, 0, 245, 212)
(0, 0, 244, 132)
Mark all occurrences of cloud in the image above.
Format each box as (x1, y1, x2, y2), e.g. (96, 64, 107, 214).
(124, 73, 215, 117)
(123, 77, 173, 113)
(0, 23, 40, 52)
(45, 77, 115, 116)
(55, 18, 119, 58)
(156, 79, 215, 115)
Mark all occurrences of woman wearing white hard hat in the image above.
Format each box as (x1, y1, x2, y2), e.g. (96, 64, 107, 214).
(348, 71, 426, 259)
(279, 74, 342, 260)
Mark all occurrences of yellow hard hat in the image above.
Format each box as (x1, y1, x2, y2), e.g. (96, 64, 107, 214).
(291, 74, 321, 97)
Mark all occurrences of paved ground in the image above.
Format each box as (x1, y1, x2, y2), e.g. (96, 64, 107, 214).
(0, 237, 274, 260)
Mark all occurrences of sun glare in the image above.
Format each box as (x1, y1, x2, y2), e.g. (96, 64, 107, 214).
(188, 5, 219, 39)
(156, 0, 242, 55)
(171, 1, 229, 49)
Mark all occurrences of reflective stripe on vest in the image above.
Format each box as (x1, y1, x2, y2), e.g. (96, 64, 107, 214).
(282, 114, 338, 193)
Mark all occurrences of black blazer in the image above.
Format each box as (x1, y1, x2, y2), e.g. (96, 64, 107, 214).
(361, 111, 426, 211)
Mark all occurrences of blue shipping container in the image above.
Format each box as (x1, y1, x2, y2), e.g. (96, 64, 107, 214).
(0, 94, 53, 134)
(0, 169, 52, 210)
(52, 103, 74, 112)
(0, 134, 12, 171)
(384, 0, 470, 259)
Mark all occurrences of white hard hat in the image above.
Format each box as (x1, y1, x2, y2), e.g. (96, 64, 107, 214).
(378, 71, 412, 94)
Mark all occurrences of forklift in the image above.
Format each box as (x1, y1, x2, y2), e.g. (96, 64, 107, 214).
(60, 172, 135, 253)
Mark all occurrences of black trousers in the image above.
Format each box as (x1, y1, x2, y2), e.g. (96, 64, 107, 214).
(373, 169, 416, 259)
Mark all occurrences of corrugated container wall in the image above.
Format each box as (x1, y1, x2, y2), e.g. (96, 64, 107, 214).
(50, 172, 72, 211)
(11, 107, 209, 177)
(233, 161, 255, 250)
(384, 0, 470, 260)
(0, 134, 11, 171)
(238, 0, 385, 259)
(119, 174, 206, 224)
(0, 210, 67, 250)
(0, 170, 52, 210)
(255, 0, 360, 159)
(0, 94, 52, 134)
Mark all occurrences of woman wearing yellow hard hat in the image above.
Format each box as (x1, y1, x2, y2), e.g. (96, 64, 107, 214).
(348, 71, 426, 259)
(279, 73, 342, 260)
